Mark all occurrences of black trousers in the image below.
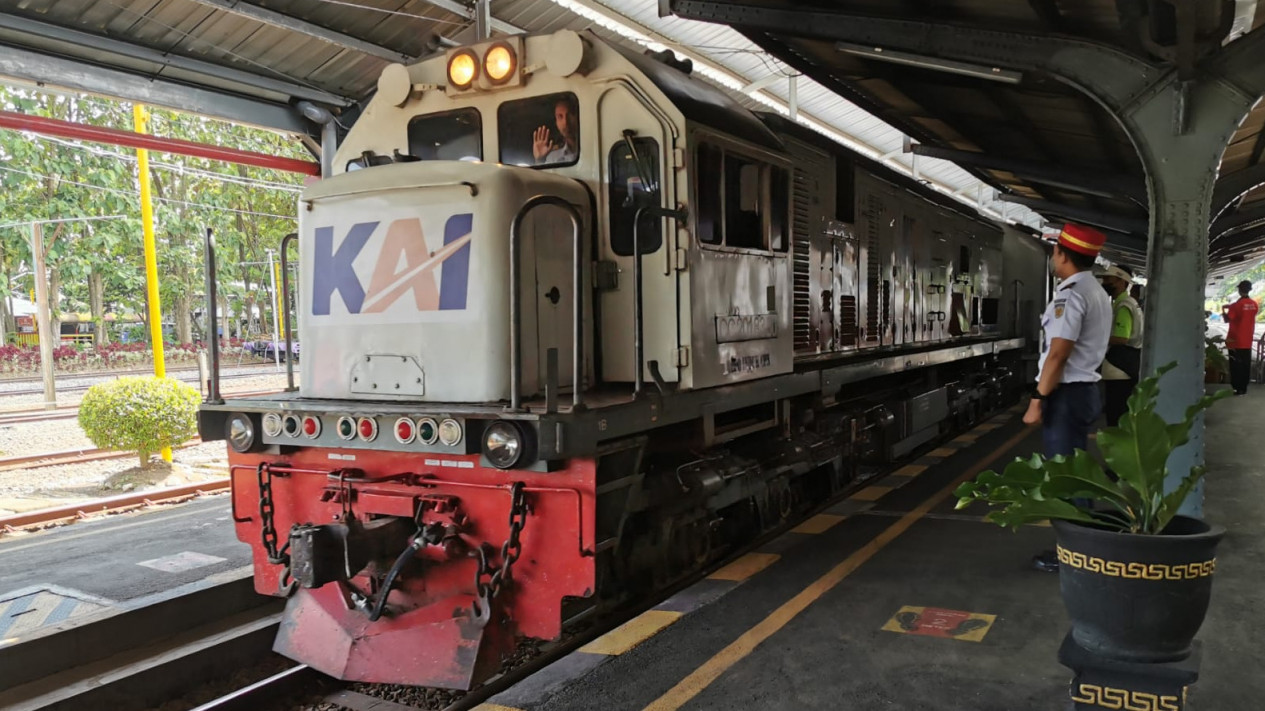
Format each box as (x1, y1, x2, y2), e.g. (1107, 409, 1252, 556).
(1230, 348, 1252, 394)
(1103, 379, 1136, 427)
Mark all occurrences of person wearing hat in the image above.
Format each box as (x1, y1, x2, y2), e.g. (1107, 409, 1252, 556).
(1222, 280, 1259, 395)
(1027, 223, 1113, 572)
(1099, 264, 1143, 425)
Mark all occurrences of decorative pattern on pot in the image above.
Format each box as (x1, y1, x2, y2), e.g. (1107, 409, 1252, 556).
(1055, 547, 1217, 580)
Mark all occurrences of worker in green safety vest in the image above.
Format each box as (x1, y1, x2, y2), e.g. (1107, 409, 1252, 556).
(1098, 264, 1143, 426)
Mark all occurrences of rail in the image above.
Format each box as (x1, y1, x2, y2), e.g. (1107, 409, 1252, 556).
(204, 228, 222, 404)
(508, 196, 585, 412)
(632, 204, 687, 396)
(280, 232, 298, 392)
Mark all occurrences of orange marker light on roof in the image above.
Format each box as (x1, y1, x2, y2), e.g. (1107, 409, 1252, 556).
(448, 51, 478, 89)
(485, 44, 516, 84)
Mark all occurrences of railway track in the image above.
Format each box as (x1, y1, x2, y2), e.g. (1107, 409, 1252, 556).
(0, 369, 284, 399)
(0, 478, 230, 533)
(0, 388, 283, 426)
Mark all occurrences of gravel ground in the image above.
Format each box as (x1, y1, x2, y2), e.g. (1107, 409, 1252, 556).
(0, 441, 229, 503)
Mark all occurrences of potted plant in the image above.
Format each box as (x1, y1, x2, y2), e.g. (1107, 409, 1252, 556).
(955, 363, 1229, 662)
(1204, 335, 1229, 384)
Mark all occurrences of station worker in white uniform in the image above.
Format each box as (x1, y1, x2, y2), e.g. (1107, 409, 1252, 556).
(1024, 223, 1112, 457)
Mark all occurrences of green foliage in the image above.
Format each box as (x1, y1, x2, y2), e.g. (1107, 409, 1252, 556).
(78, 376, 200, 467)
(1204, 333, 1224, 374)
(1205, 335, 1229, 376)
(0, 84, 304, 341)
(955, 363, 1231, 534)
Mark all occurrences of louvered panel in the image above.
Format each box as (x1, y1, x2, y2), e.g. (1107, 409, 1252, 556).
(838, 295, 858, 347)
(792, 164, 814, 351)
(864, 194, 884, 342)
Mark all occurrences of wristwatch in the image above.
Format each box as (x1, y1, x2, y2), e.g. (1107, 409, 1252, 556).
(1031, 387, 1048, 401)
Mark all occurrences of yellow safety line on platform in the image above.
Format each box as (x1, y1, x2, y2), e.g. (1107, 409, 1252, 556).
(471, 704, 525, 711)
(708, 552, 780, 581)
(581, 609, 683, 656)
(791, 514, 844, 535)
(928, 447, 958, 458)
(641, 426, 1032, 711)
(952, 433, 979, 444)
(892, 464, 928, 478)
(849, 485, 893, 502)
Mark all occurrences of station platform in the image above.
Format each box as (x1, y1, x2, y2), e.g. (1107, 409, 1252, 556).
(0, 495, 248, 643)
(477, 390, 1264, 711)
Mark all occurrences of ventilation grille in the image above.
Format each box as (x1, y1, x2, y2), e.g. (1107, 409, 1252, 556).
(792, 165, 813, 352)
(864, 194, 883, 342)
(839, 295, 858, 347)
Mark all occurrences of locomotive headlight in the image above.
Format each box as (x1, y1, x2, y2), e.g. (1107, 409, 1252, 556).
(447, 51, 478, 89)
(227, 413, 257, 453)
(438, 418, 463, 446)
(484, 44, 516, 84)
(482, 421, 524, 469)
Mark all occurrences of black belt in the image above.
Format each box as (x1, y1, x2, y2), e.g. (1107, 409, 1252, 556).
(1059, 381, 1096, 388)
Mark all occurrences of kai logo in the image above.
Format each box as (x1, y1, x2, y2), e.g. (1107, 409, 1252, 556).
(312, 213, 473, 316)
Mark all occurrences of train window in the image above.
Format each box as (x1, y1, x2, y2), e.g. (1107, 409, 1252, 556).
(725, 155, 763, 249)
(958, 245, 971, 273)
(498, 92, 580, 169)
(608, 138, 662, 257)
(770, 166, 789, 252)
(406, 108, 482, 161)
(696, 142, 723, 245)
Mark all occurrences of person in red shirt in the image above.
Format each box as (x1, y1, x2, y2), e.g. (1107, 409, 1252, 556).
(1222, 280, 1259, 395)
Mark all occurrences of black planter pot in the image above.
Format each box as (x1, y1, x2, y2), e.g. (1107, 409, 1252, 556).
(1052, 515, 1224, 663)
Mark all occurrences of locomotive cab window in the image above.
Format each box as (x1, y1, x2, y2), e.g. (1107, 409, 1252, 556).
(406, 108, 482, 161)
(695, 141, 787, 252)
(725, 155, 763, 249)
(770, 166, 789, 252)
(696, 142, 723, 245)
(498, 92, 580, 168)
(609, 137, 662, 257)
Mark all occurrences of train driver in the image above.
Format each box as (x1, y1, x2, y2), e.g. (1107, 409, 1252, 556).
(532, 94, 579, 165)
(1026, 223, 1112, 571)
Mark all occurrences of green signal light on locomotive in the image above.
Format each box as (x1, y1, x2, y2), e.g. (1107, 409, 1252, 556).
(339, 418, 355, 438)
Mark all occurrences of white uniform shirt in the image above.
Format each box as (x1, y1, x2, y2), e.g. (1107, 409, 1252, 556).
(1037, 270, 1112, 384)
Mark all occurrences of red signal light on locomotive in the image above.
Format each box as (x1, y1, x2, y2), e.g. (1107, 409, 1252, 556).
(302, 415, 321, 438)
(357, 417, 378, 441)
(394, 417, 416, 444)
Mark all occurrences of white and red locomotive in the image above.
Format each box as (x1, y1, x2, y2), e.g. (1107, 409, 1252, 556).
(199, 29, 1048, 690)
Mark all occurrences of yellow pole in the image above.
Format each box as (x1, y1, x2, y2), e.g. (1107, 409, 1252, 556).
(134, 104, 171, 463)
(274, 258, 284, 338)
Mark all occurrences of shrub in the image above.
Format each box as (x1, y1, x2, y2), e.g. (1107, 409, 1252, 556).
(78, 376, 201, 468)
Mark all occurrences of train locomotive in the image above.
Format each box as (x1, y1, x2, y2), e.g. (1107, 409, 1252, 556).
(199, 29, 1049, 690)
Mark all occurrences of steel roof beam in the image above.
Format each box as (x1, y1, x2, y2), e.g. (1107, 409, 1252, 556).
(416, 0, 523, 35)
(1212, 163, 1265, 219)
(908, 143, 1144, 202)
(184, 0, 414, 63)
(1212, 203, 1265, 240)
(0, 44, 307, 133)
(0, 12, 352, 108)
(996, 193, 1148, 237)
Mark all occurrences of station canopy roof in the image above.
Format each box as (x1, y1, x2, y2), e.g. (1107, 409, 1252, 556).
(2, 0, 1264, 283)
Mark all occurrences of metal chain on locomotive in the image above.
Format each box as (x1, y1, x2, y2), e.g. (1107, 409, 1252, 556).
(471, 481, 528, 621)
(256, 462, 297, 596)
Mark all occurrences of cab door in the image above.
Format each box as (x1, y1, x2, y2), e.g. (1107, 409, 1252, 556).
(596, 84, 677, 384)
